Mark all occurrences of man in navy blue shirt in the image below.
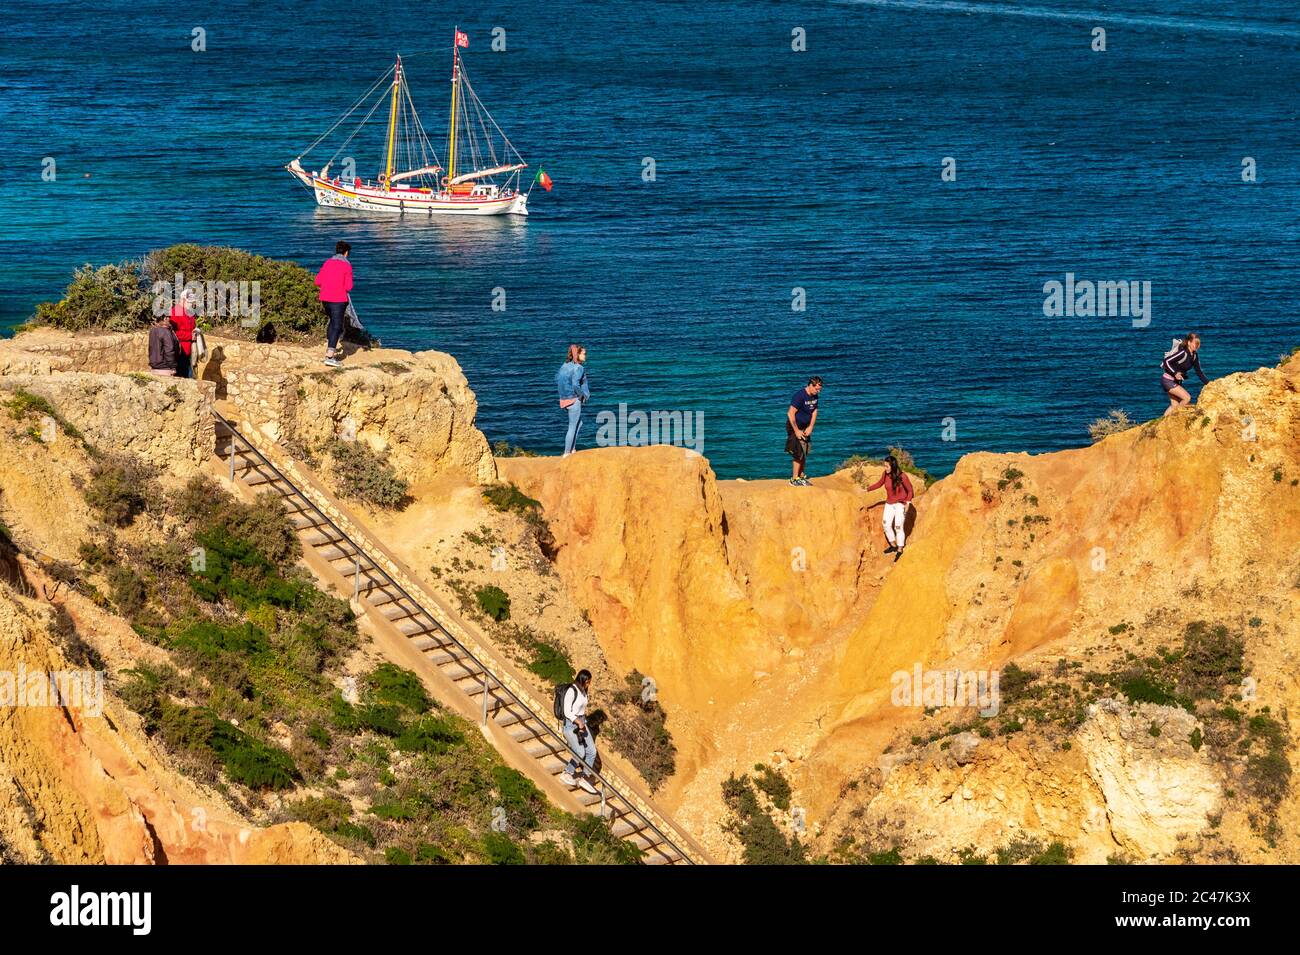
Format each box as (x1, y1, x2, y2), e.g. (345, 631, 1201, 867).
(786, 376, 823, 486)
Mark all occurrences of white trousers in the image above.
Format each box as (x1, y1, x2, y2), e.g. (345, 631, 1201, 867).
(883, 502, 907, 548)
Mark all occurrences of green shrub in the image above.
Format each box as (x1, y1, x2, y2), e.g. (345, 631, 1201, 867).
(491, 440, 537, 458)
(334, 822, 376, 846)
(999, 662, 1038, 703)
(395, 715, 465, 754)
(1118, 672, 1188, 710)
(170, 619, 270, 658)
(1178, 621, 1244, 700)
(415, 843, 451, 864)
(207, 717, 298, 789)
(482, 831, 526, 865)
(867, 847, 903, 865)
(325, 440, 409, 508)
(85, 456, 156, 527)
(369, 801, 415, 821)
(30, 261, 152, 332)
(492, 766, 545, 833)
(720, 773, 806, 865)
(482, 483, 555, 556)
(607, 670, 676, 792)
(752, 764, 792, 811)
(475, 585, 511, 622)
(568, 814, 644, 865)
(366, 663, 431, 713)
(106, 564, 149, 619)
(289, 796, 351, 831)
(526, 640, 573, 683)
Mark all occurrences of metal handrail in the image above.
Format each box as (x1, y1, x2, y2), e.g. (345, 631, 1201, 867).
(213, 410, 699, 864)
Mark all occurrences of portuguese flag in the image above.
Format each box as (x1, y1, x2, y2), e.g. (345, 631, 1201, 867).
(534, 168, 553, 192)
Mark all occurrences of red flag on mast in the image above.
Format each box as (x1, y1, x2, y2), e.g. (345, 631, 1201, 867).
(455, 30, 469, 48)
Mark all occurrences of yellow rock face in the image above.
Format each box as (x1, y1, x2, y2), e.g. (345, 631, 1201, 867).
(505, 354, 1300, 860)
(0, 584, 357, 865)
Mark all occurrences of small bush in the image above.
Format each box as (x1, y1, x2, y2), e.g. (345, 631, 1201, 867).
(721, 773, 806, 865)
(482, 483, 555, 556)
(394, 715, 465, 754)
(85, 456, 156, 527)
(1178, 621, 1244, 701)
(527, 640, 574, 684)
(482, 831, 526, 865)
(491, 440, 537, 458)
(568, 814, 644, 865)
(1088, 410, 1134, 443)
(866, 847, 904, 865)
(366, 663, 432, 713)
(325, 439, 409, 509)
(752, 764, 792, 811)
(29, 261, 152, 332)
(492, 765, 545, 832)
(475, 585, 511, 622)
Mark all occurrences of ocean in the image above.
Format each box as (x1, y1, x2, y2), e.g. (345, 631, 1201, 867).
(3, 0, 1298, 478)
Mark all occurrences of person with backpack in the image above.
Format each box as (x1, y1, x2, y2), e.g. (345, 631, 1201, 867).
(865, 453, 914, 561)
(1161, 333, 1208, 416)
(556, 344, 590, 457)
(786, 376, 823, 486)
(555, 669, 599, 794)
(147, 313, 180, 377)
(315, 240, 353, 368)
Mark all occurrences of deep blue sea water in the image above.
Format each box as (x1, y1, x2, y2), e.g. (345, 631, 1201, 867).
(2, 1, 1298, 478)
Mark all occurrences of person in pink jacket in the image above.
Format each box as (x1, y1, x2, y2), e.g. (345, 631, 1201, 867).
(314, 240, 353, 367)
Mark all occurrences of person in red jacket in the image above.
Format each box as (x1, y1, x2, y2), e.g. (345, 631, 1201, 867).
(168, 287, 197, 378)
(314, 240, 353, 367)
(866, 454, 914, 561)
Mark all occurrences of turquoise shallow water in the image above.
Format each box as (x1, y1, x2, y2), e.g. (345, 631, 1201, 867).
(2, 1, 1298, 477)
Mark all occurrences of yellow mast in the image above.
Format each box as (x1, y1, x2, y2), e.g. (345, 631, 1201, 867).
(383, 56, 402, 191)
(447, 32, 460, 184)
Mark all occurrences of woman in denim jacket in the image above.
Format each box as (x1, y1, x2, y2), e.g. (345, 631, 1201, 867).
(555, 344, 590, 456)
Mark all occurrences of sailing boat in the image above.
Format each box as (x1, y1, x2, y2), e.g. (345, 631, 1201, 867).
(286, 29, 533, 216)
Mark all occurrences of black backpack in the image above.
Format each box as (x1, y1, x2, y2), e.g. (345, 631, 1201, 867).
(553, 683, 573, 721)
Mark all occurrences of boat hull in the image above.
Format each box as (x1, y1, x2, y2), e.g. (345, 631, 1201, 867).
(295, 169, 527, 216)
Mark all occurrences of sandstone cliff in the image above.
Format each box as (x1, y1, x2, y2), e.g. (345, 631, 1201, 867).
(503, 354, 1300, 862)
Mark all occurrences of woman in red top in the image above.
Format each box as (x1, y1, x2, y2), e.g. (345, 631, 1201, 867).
(169, 288, 197, 379)
(866, 454, 914, 561)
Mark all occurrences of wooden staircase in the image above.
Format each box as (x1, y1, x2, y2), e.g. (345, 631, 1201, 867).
(212, 411, 707, 865)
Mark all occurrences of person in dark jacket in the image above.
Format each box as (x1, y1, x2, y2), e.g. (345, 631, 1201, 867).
(148, 314, 180, 376)
(1161, 333, 1208, 416)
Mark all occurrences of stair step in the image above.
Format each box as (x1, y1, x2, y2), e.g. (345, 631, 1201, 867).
(364, 587, 401, 608)
(408, 634, 439, 651)
(397, 618, 436, 637)
(526, 740, 565, 759)
(304, 528, 346, 547)
(288, 512, 325, 530)
(509, 723, 549, 743)
(442, 661, 486, 681)
(495, 711, 526, 730)
(240, 467, 277, 487)
(382, 602, 418, 622)
(316, 544, 361, 562)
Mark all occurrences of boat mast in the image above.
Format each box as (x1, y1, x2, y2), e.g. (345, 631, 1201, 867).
(383, 55, 402, 191)
(447, 30, 460, 184)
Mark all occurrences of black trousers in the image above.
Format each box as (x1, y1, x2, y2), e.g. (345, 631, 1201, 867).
(324, 300, 348, 350)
